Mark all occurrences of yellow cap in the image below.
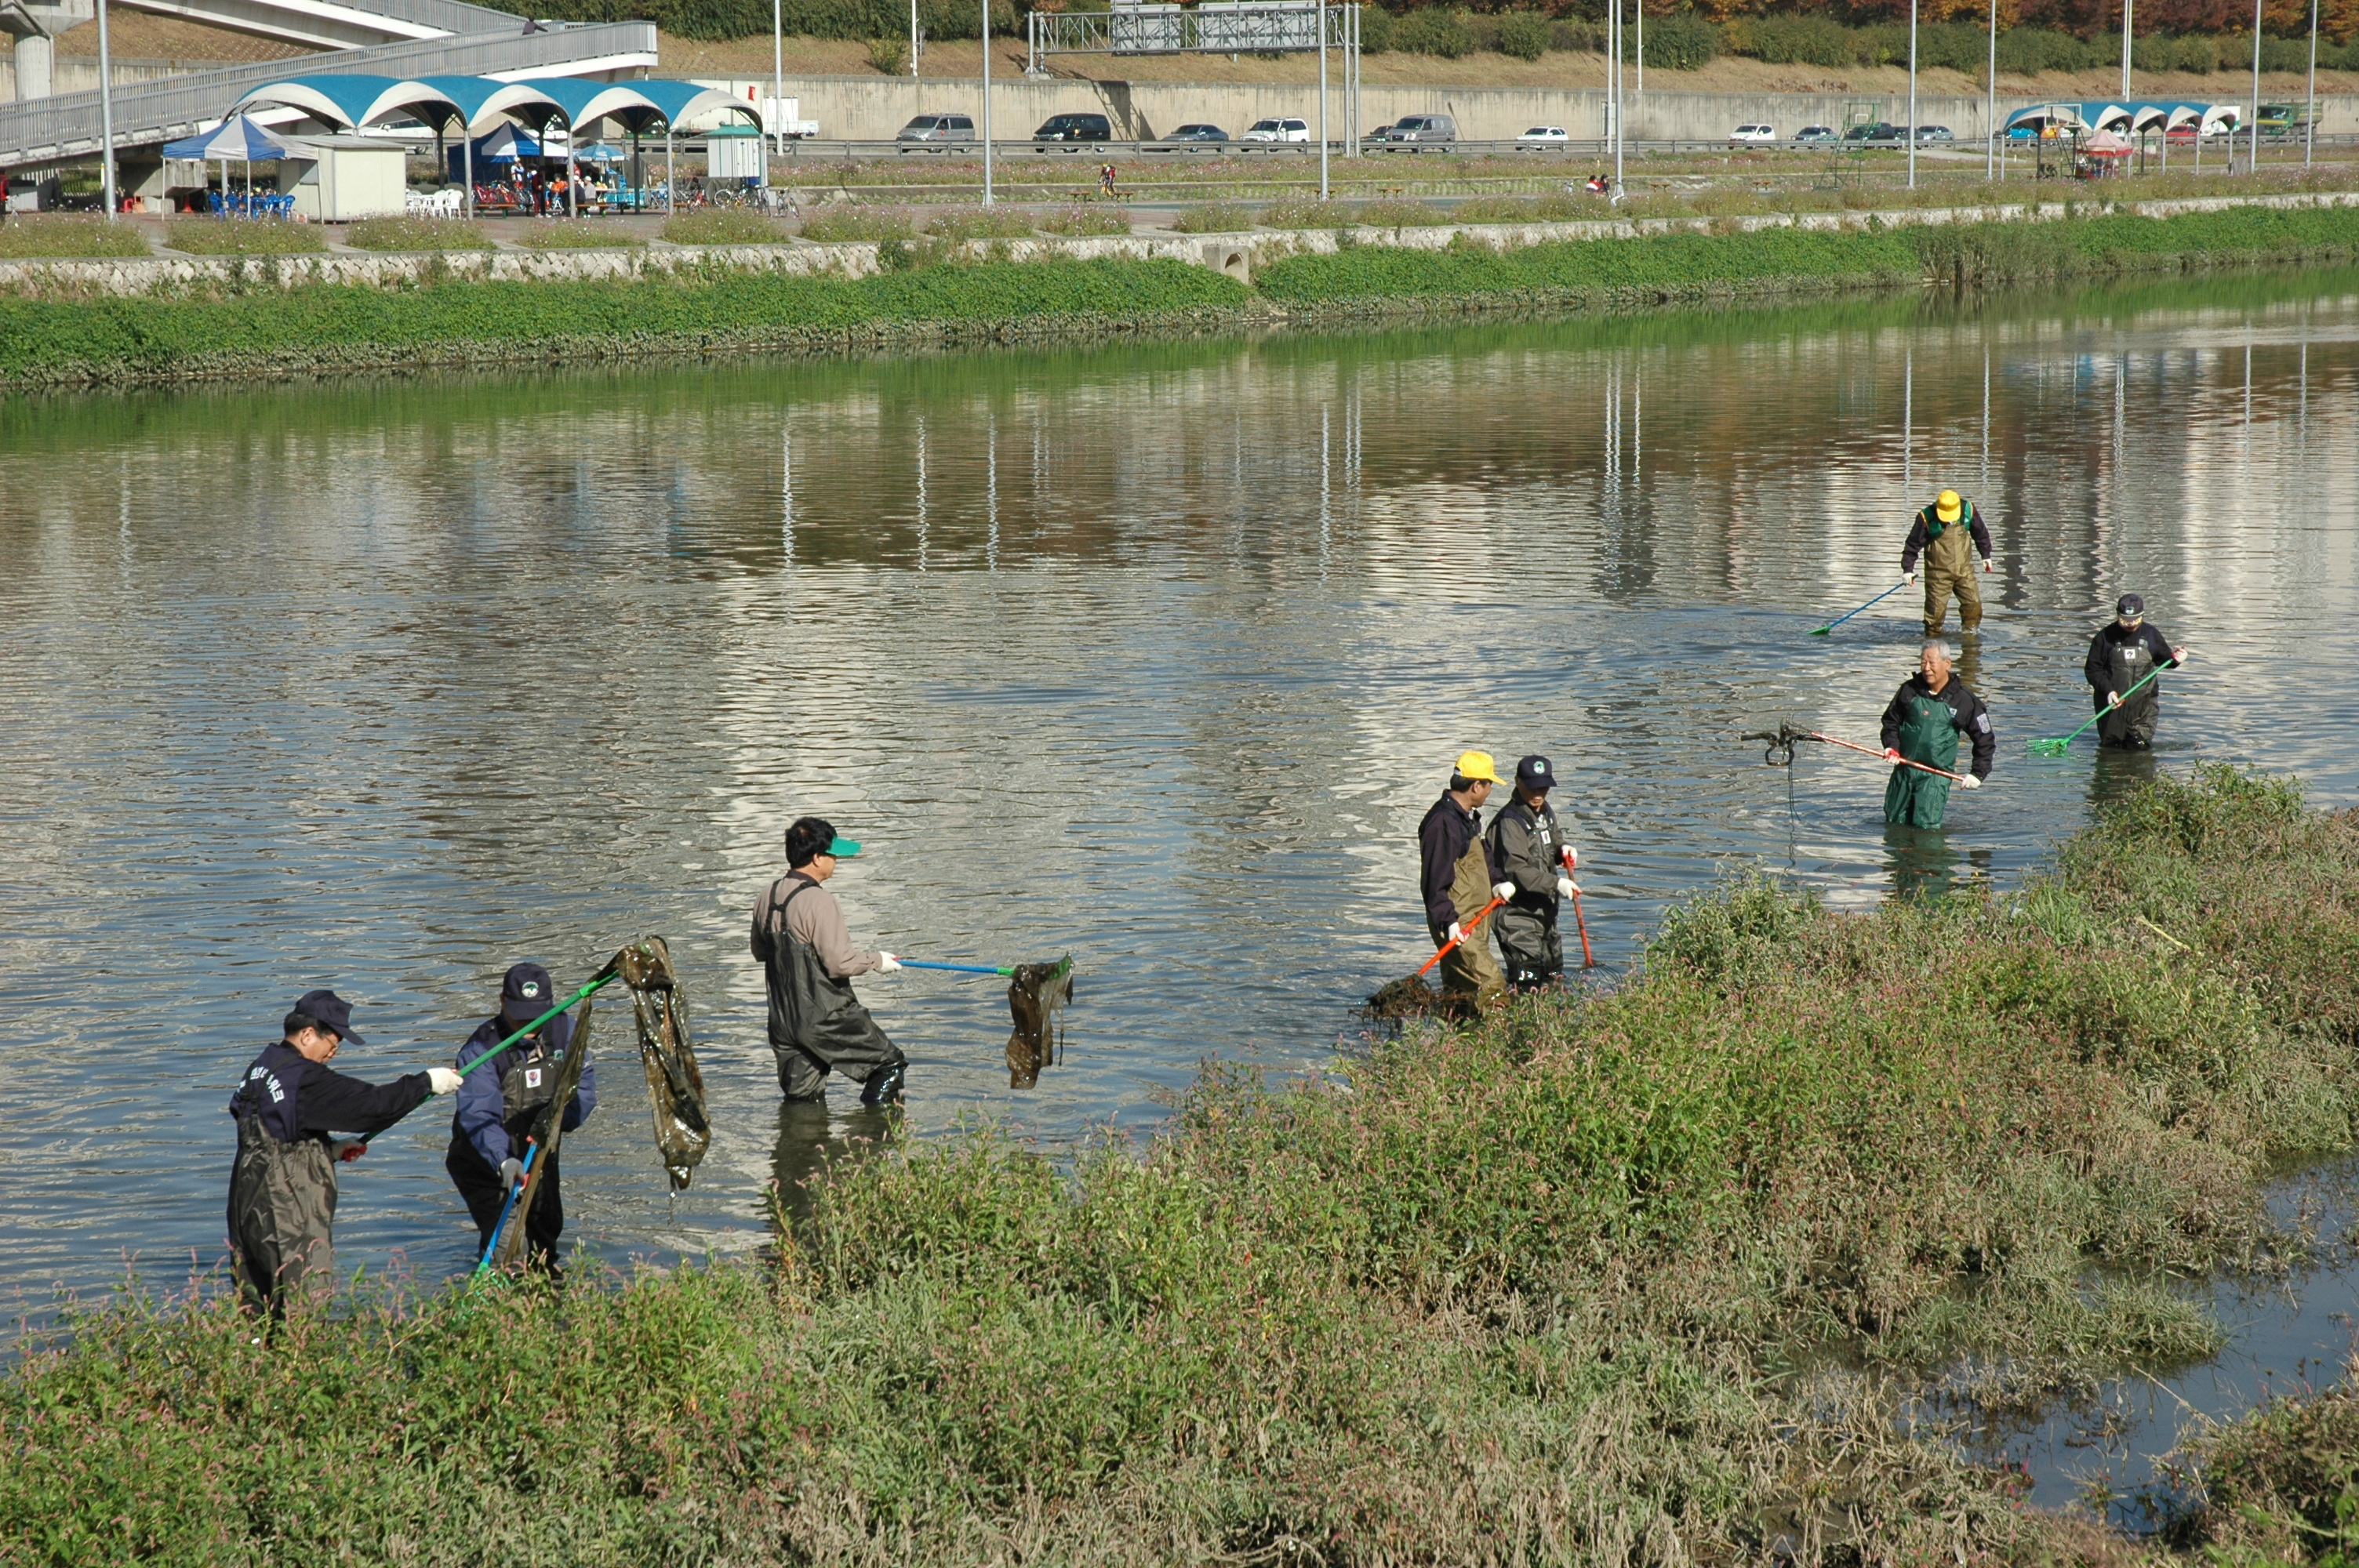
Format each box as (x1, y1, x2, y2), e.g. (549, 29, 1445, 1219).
(1935, 489, 1963, 523)
(1455, 750, 1502, 785)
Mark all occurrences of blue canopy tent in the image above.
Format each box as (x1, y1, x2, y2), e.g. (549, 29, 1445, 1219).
(517, 76, 763, 212)
(162, 114, 294, 212)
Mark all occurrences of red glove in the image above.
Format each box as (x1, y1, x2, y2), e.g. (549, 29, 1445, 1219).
(332, 1138, 367, 1163)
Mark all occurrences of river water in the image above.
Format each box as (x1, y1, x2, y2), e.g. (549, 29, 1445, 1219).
(4, 272, 2358, 1470)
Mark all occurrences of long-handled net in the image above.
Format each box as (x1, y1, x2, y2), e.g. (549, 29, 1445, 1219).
(1005, 955, 1075, 1090)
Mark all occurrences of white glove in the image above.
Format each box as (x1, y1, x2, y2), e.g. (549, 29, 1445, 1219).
(1561, 846, 1578, 871)
(1445, 922, 1464, 946)
(1982, 558, 1994, 573)
(1492, 882, 1517, 904)
(332, 1137, 367, 1163)
(1557, 876, 1578, 899)
(2105, 691, 2121, 707)
(1904, 571, 1917, 586)
(1962, 775, 1982, 789)
(877, 953, 901, 972)
(498, 1156, 525, 1189)
(426, 1066, 462, 1095)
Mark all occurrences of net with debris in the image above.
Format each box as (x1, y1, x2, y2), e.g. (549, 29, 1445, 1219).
(1005, 955, 1074, 1090)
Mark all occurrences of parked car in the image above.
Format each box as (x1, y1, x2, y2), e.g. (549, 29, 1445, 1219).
(1165, 123, 1229, 143)
(1843, 122, 1899, 143)
(1515, 125, 1570, 147)
(1914, 124, 1954, 143)
(1794, 124, 1837, 143)
(1033, 112, 1113, 143)
(1241, 117, 1310, 143)
(2165, 120, 2232, 143)
(896, 113, 974, 145)
(1729, 123, 1776, 144)
(1361, 122, 1394, 145)
(1385, 113, 1457, 145)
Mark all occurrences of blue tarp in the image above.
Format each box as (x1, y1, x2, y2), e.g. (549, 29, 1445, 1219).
(162, 114, 294, 162)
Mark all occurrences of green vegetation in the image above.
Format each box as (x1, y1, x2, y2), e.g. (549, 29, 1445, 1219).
(1256, 198, 1358, 230)
(1167, 201, 1252, 234)
(162, 220, 327, 257)
(795, 205, 914, 242)
(2179, 1374, 2359, 1555)
(662, 208, 791, 246)
(343, 216, 494, 252)
(4, 769, 2355, 1563)
(515, 219, 645, 249)
(924, 205, 1037, 241)
(1451, 192, 1584, 223)
(1354, 198, 1450, 227)
(0, 220, 149, 260)
(1038, 205, 1133, 237)
(0, 257, 1252, 387)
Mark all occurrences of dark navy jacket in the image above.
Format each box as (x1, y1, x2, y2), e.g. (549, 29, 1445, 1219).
(1417, 793, 1499, 931)
(229, 1040, 431, 1145)
(2084, 622, 2179, 692)
(453, 1014, 595, 1170)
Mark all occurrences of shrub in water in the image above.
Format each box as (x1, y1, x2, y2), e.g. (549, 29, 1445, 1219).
(167, 220, 329, 256)
(796, 205, 915, 241)
(343, 216, 492, 252)
(1496, 9, 1550, 59)
(1169, 201, 1253, 233)
(0, 218, 149, 260)
(1393, 7, 1474, 58)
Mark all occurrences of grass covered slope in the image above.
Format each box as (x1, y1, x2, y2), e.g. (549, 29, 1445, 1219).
(0, 257, 1256, 387)
(5, 768, 2359, 1565)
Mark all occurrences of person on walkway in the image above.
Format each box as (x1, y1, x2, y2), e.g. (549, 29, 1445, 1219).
(2084, 593, 2187, 751)
(227, 990, 460, 1316)
(752, 818, 907, 1105)
(1485, 753, 1581, 992)
(1900, 489, 1994, 637)
(1879, 641, 1994, 829)
(1417, 752, 1509, 1006)
(445, 963, 596, 1273)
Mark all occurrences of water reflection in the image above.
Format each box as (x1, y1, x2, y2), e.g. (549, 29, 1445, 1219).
(769, 1100, 900, 1233)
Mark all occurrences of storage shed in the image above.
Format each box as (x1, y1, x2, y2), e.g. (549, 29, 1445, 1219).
(276, 136, 409, 221)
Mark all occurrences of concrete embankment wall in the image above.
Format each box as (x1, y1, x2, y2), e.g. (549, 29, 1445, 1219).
(5, 187, 2352, 297)
(737, 71, 2359, 145)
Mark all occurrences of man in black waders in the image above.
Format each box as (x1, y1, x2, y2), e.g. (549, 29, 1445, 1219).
(1485, 753, 1583, 992)
(1417, 751, 1509, 1007)
(1880, 640, 1995, 829)
(227, 990, 461, 1316)
(1901, 488, 1994, 637)
(445, 963, 597, 1272)
(752, 817, 907, 1105)
(2084, 593, 2187, 750)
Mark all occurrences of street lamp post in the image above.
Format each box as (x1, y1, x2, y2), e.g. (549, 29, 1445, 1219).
(96, 0, 118, 218)
(1986, 0, 1997, 180)
(1907, 0, 1918, 189)
(981, 0, 994, 204)
(2248, 0, 2263, 175)
(2305, 0, 2318, 166)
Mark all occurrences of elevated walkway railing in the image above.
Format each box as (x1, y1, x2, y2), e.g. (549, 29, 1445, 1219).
(114, 0, 530, 50)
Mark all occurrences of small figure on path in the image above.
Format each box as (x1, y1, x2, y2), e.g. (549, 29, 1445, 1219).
(1880, 641, 1994, 829)
(1485, 753, 1580, 992)
(753, 818, 907, 1105)
(445, 963, 597, 1273)
(227, 990, 460, 1316)
(1100, 162, 1119, 198)
(2083, 593, 2186, 750)
(1417, 752, 1508, 1006)
(1900, 488, 1994, 637)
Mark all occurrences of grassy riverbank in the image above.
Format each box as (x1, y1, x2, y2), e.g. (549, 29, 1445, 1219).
(5, 202, 2359, 390)
(5, 767, 2357, 1563)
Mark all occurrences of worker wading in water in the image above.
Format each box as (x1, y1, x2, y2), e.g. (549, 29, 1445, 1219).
(1484, 753, 1582, 992)
(1900, 489, 1994, 637)
(445, 963, 597, 1272)
(752, 817, 907, 1105)
(2084, 593, 2187, 750)
(227, 990, 460, 1316)
(1417, 751, 1509, 1006)
(1879, 641, 1994, 828)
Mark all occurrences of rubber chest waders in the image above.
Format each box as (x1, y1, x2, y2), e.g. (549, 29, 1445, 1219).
(2097, 635, 2162, 748)
(225, 1042, 340, 1316)
(761, 878, 905, 1100)
(1885, 688, 1962, 829)
(1486, 800, 1565, 988)
(1919, 502, 1983, 636)
(1434, 821, 1507, 1004)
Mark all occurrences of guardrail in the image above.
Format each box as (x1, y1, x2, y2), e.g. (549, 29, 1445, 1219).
(0, 20, 657, 167)
(770, 132, 2359, 164)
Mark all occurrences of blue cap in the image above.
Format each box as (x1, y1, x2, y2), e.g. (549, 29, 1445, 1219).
(1515, 754, 1558, 789)
(295, 989, 363, 1045)
(2117, 593, 2144, 618)
(500, 962, 555, 1024)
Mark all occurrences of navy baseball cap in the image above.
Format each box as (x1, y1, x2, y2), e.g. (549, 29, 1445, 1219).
(295, 989, 363, 1045)
(1515, 754, 1558, 789)
(500, 963, 556, 1024)
(2117, 593, 2145, 617)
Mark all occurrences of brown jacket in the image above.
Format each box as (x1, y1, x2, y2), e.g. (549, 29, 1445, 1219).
(751, 873, 881, 980)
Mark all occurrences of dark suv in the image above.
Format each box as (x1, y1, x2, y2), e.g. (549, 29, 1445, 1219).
(1033, 112, 1113, 143)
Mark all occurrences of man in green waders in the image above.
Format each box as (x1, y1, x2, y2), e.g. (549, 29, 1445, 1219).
(2083, 593, 2187, 750)
(1878, 641, 1994, 828)
(1416, 751, 1509, 1006)
(1900, 489, 1994, 637)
